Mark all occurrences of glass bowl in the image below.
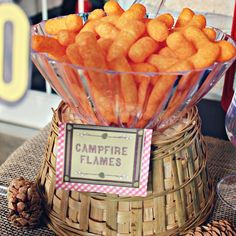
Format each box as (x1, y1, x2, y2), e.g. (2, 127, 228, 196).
(31, 17, 236, 130)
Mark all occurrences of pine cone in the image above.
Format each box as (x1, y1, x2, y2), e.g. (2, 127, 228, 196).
(185, 220, 236, 235)
(7, 177, 42, 228)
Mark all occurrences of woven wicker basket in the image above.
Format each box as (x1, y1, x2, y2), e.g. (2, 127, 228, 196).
(37, 103, 214, 236)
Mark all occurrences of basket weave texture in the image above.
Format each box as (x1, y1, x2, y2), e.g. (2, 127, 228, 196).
(37, 104, 214, 236)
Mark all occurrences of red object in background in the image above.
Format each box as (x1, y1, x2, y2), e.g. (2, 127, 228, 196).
(221, 2, 236, 112)
(76, 0, 92, 13)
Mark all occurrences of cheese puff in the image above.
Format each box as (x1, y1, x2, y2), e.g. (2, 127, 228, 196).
(97, 38, 113, 55)
(131, 62, 157, 83)
(217, 40, 236, 62)
(128, 36, 159, 63)
(57, 30, 76, 46)
(175, 8, 194, 27)
(45, 17, 67, 35)
(142, 60, 193, 121)
(76, 32, 109, 92)
(115, 4, 146, 29)
(95, 22, 119, 40)
(32, 35, 66, 58)
(187, 14, 206, 29)
(107, 20, 145, 62)
(147, 54, 178, 72)
(65, 14, 83, 32)
(100, 15, 120, 25)
(104, 0, 124, 16)
(117, 93, 130, 124)
(159, 47, 177, 58)
(88, 9, 106, 20)
(166, 32, 196, 59)
(66, 43, 83, 66)
(109, 56, 138, 113)
(183, 26, 210, 49)
(147, 19, 169, 42)
(203, 28, 216, 41)
(156, 13, 174, 29)
(79, 20, 100, 34)
(189, 43, 220, 68)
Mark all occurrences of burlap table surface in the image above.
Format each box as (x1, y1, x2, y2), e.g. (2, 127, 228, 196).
(0, 125, 236, 236)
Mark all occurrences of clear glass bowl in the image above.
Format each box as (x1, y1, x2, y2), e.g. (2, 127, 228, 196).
(31, 16, 236, 130)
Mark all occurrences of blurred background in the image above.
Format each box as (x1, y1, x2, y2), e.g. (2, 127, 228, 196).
(0, 0, 235, 164)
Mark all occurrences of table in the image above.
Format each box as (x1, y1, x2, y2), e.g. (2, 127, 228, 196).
(0, 126, 236, 235)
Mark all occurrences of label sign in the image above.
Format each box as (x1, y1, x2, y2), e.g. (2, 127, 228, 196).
(56, 123, 153, 197)
(0, 3, 30, 104)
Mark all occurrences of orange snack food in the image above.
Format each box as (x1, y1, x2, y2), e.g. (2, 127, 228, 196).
(166, 60, 194, 72)
(45, 17, 67, 35)
(187, 14, 206, 29)
(66, 43, 83, 66)
(88, 9, 106, 20)
(109, 56, 138, 113)
(183, 26, 210, 49)
(32, 35, 66, 58)
(79, 20, 100, 34)
(202, 27, 216, 41)
(65, 14, 83, 32)
(76, 32, 109, 92)
(147, 19, 169, 42)
(104, 0, 124, 16)
(158, 47, 177, 58)
(95, 22, 119, 40)
(128, 36, 159, 63)
(189, 43, 220, 68)
(166, 32, 196, 59)
(100, 15, 120, 25)
(97, 38, 113, 55)
(156, 13, 174, 29)
(107, 20, 145, 62)
(147, 54, 178, 72)
(57, 30, 76, 46)
(217, 40, 236, 62)
(115, 3, 146, 29)
(175, 8, 194, 27)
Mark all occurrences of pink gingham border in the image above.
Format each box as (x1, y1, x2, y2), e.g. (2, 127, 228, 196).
(55, 123, 153, 197)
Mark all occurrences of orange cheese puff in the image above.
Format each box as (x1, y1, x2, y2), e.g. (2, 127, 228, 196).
(107, 20, 145, 62)
(187, 14, 206, 29)
(88, 9, 106, 20)
(166, 32, 196, 59)
(118, 93, 130, 124)
(138, 80, 150, 112)
(147, 19, 169, 42)
(57, 30, 76, 46)
(65, 14, 83, 32)
(76, 32, 109, 92)
(183, 26, 210, 49)
(100, 15, 120, 25)
(175, 8, 194, 27)
(217, 40, 236, 62)
(104, 0, 124, 16)
(66, 43, 83, 65)
(115, 4, 146, 29)
(166, 60, 194, 72)
(45, 17, 67, 35)
(32, 35, 66, 58)
(189, 43, 220, 69)
(159, 47, 177, 58)
(128, 36, 159, 63)
(109, 56, 138, 113)
(79, 20, 100, 34)
(203, 28, 216, 41)
(156, 13, 174, 29)
(95, 22, 119, 40)
(131, 62, 157, 83)
(147, 54, 178, 72)
(142, 75, 175, 121)
(97, 38, 113, 55)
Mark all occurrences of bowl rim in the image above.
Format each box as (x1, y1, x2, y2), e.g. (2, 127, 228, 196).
(31, 19, 236, 76)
